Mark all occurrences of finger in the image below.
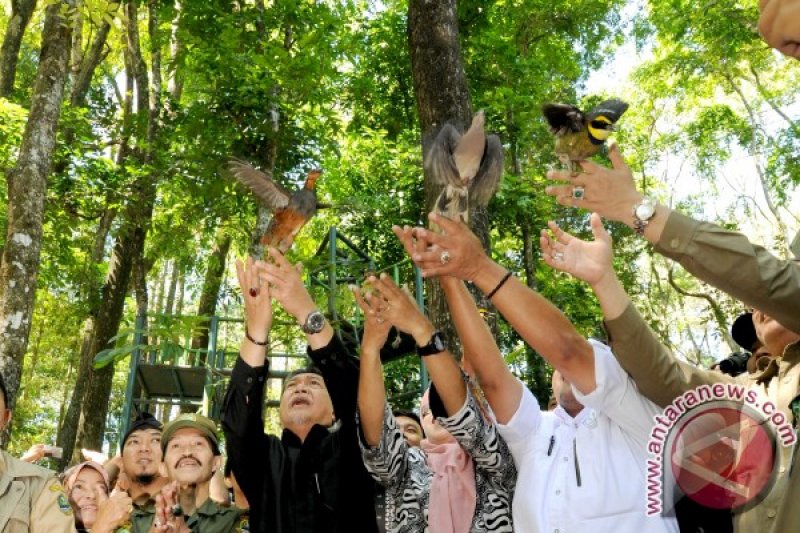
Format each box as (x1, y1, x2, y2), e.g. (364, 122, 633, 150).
(546, 220, 571, 244)
(372, 273, 402, 300)
(608, 143, 626, 169)
(235, 259, 246, 292)
(427, 212, 467, 235)
(577, 158, 606, 174)
(392, 225, 414, 254)
(351, 286, 370, 314)
(546, 169, 578, 182)
(544, 184, 573, 199)
(267, 247, 291, 270)
(590, 212, 612, 244)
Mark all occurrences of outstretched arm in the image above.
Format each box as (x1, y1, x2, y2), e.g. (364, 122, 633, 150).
(353, 284, 392, 447)
(365, 273, 466, 416)
(545, 143, 800, 334)
(541, 213, 733, 407)
(221, 257, 273, 515)
(439, 273, 521, 424)
(395, 217, 595, 396)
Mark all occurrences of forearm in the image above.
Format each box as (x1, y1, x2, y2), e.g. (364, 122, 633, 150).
(402, 311, 466, 416)
(590, 270, 630, 322)
(604, 302, 732, 407)
(656, 210, 800, 333)
(440, 276, 520, 421)
(358, 348, 386, 447)
(471, 257, 592, 369)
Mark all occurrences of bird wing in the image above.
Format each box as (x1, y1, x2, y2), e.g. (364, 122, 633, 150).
(423, 123, 462, 188)
(468, 133, 503, 208)
(226, 159, 291, 210)
(452, 111, 486, 182)
(542, 103, 585, 134)
(586, 99, 629, 124)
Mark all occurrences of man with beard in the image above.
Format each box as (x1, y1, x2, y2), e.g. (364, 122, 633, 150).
(116, 412, 167, 532)
(150, 413, 241, 532)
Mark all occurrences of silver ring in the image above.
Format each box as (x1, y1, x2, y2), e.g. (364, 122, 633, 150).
(440, 250, 451, 265)
(553, 252, 565, 261)
(572, 186, 585, 200)
(376, 317, 385, 324)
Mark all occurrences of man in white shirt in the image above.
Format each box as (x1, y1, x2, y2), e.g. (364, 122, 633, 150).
(394, 215, 678, 533)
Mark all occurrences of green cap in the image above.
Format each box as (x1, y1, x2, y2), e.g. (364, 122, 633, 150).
(161, 413, 220, 455)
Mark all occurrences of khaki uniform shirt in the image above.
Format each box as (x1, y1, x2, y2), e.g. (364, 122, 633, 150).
(655, 210, 800, 333)
(0, 449, 74, 532)
(606, 304, 799, 533)
(605, 210, 800, 533)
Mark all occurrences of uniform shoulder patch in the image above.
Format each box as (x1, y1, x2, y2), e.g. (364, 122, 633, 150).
(49, 481, 66, 492)
(57, 493, 73, 515)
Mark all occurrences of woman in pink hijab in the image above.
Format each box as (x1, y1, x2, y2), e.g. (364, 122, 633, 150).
(354, 274, 515, 533)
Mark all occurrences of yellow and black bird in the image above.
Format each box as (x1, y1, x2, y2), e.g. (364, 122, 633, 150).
(542, 98, 629, 174)
(424, 110, 504, 224)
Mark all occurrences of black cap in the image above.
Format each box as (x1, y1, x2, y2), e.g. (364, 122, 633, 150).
(731, 312, 758, 351)
(121, 412, 163, 452)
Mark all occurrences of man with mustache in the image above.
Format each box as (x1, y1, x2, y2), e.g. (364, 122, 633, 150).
(150, 413, 242, 532)
(221, 251, 380, 533)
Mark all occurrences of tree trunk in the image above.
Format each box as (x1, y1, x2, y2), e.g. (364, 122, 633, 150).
(408, 0, 491, 353)
(70, 2, 119, 107)
(75, 0, 160, 452)
(0, 2, 73, 447)
(0, 0, 38, 98)
(191, 230, 231, 366)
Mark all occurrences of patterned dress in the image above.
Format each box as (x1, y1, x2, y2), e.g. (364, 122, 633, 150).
(360, 389, 516, 532)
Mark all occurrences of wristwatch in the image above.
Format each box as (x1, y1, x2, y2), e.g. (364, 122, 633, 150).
(301, 310, 326, 334)
(632, 197, 657, 236)
(417, 331, 447, 357)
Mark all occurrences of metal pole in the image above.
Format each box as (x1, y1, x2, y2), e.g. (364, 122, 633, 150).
(119, 313, 146, 448)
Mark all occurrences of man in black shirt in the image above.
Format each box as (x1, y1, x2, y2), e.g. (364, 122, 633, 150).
(221, 252, 379, 533)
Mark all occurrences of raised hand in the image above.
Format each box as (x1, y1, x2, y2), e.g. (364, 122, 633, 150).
(365, 274, 432, 343)
(540, 213, 614, 288)
(92, 487, 133, 533)
(235, 256, 272, 342)
(352, 282, 392, 356)
(391, 213, 490, 281)
(544, 143, 643, 226)
(259, 247, 316, 323)
(151, 482, 190, 533)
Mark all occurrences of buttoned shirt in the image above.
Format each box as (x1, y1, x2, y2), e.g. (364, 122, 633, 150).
(497, 340, 678, 533)
(0, 449, 74, 532)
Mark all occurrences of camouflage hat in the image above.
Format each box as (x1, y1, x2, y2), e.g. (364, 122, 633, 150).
(161, 413, 220, 456)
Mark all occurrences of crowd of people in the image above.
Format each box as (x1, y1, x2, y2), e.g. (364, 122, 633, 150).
(0, 0, 798, 531)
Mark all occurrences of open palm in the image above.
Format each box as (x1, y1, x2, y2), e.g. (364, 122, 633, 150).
(540, 213, 614, 286)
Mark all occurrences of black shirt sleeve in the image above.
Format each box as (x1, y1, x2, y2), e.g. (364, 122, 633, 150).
(221, 356, 271, 510)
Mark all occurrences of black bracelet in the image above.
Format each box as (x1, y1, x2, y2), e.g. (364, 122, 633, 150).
(245, 329, 268, 346)
(486, 271, 513, 300)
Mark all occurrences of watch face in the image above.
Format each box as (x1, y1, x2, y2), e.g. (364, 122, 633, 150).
(305, 311, 325, 333)
(636, 201, 655, 220)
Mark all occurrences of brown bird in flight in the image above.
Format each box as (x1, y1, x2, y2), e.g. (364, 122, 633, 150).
(227, 160, 325, 253)
(424, 110, 504, 224)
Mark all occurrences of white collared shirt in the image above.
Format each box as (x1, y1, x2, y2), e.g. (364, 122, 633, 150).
(497, 340, 679, 533)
